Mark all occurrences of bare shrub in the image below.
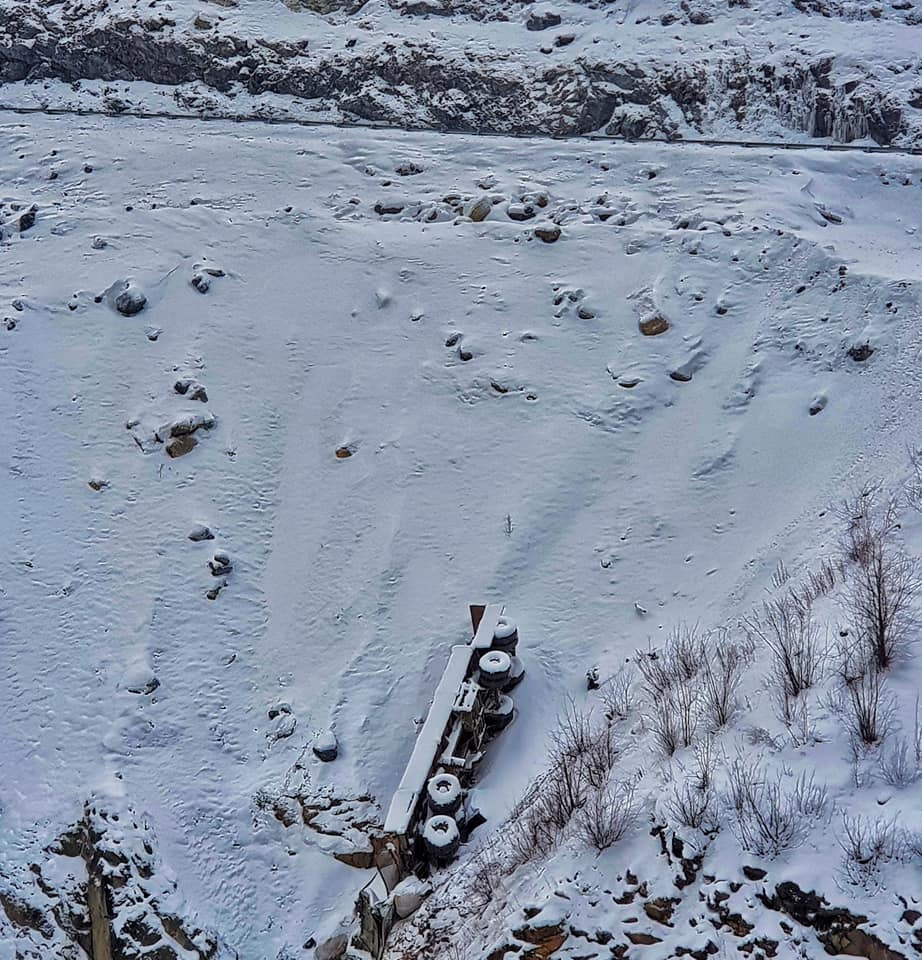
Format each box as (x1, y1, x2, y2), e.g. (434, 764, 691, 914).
(467, 849, 509, 910)
(575, 780, 640, 852)
(503, 704, 622, 866)
(648, 696, 680, 757)
(771, 559, 791, 589)
(878, 736, 920, 787)
(792, 558, 840, 609)
(637, 625, 705, 756)
(745, 594, 826, 702)
(837, 645, 893, 746)
(724, 756, 829, 858)
(701, 628, 745, 730)
(666, 778, 716, 832)
(840, 485, 921, 670)
(600, 667, 634, 722)
(839, 814, 907, 889)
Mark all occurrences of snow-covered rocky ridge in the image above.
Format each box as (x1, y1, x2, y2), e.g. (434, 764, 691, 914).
(1, 0, 921, 144)
(1, 110, 921, 960)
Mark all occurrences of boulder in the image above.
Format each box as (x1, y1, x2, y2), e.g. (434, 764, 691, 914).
(391, 876, 431, 919)
(115, 284, 147, 316)
(315, 933, 348, 960)
(166, 435, 197, 458)
(18, 205, 37, 232)
(526, 10, 561, 30)
(533, 224, 561, 243)
(313, 730, 338, 762)
(467, 195, 493, 222)
(639, 312, 669, 336)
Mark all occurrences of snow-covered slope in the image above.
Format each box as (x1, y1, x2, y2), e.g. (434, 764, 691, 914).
(1, 111, 921, 960)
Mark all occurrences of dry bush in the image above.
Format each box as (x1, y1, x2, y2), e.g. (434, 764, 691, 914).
(840, 485, 921, 670)
(771, 559, 791, 589)
(502, 703, 623, 867)
(839, 814, 907, 889)
(724, 756, 829, 858)
(701, 628, 746, 730)
(637, 625, 707, 756)
(467, 848, 510, 910)
(666, 778, 717, 832)
(792, 558, 840, 609)
(575, 780, 640, 852)
(745, 594, 826, 703)
(600, 666, 635, 722)
(836, 643, 893, 746)
(878, 736, 920, 787)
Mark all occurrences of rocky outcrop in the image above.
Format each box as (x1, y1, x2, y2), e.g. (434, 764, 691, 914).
(760, 882, 907, 960)
(0, 801, 228, 960)
(0, 7, 919, 144)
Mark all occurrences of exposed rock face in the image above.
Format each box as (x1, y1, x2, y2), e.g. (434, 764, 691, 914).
(0, 8, 918, 144)
(760, 882, 906, 960)
(0, 802, 227, 960)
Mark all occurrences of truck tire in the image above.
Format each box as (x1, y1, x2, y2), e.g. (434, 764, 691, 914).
(485, 694, 515, 732)
(427, 773, 463, 817)
(478, 650, 511, 689)
(492, 617, 519, 654)
(423, 815, 460, 862)
(502, 655, 525, 692)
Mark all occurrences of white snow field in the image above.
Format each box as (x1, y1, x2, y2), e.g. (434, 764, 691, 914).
(1, 111, 922, 959)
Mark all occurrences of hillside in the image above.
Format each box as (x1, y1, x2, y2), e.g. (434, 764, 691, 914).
(0, 105, 921, 960)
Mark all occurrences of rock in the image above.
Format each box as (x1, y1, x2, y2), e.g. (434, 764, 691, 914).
(126, 675, 160, 695)
(644, 898, 677, 926)
(18, 205, 37, 232)
(533, 223, 561, 243)
(395, 161, 423, 176)
(742, 865, 767, 881)
(332, 846, 373, 869)
(467, 195, 493, 222)
(88, 477, 109, 491)
(512, 920, 568, 957)
(315, 933, 348, 960)
(507, 203, 536, 221)
(208, 551, 233, 576)
(191, 272, 211, 293)
(145, 326, 161, 341)
(166, 435, 197, 458)
(268, 702, 292, 719)
(374, 200, 404, 215)
(391, 876, 430, 919)
(554, 33, 575, 47)
(639, 312, 669, 336)
(626, 932, 663, 945)
(167, 412, 216, 437)
(188, 524, 214, 542)
(335, 445, 353, 459)
(313, 730, 338, 762)
(902, 909, 921, 926)
(272, 714, 297, 740)
(114, 284, 147, 316)
(848, 343, 874, 362)
(670, 369, 693, 382)
(526, 10, 561, 30)
(174, 379, 208, 402)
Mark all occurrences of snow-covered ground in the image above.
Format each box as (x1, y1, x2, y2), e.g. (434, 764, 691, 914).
(1, 110, 921, 959)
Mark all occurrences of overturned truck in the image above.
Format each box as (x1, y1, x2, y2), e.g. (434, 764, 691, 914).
(355, 604, 523, 954)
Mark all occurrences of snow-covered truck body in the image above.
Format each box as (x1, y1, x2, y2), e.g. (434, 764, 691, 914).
(371, 603, 519, 889)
